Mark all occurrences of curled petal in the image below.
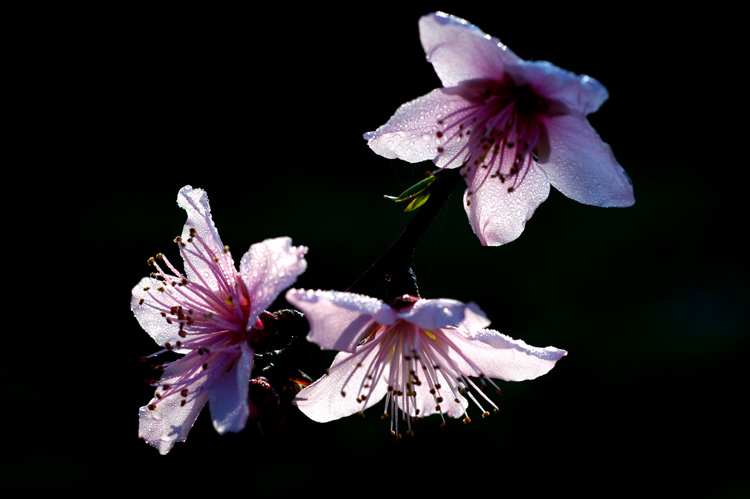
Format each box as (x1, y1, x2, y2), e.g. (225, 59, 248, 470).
(240, 237, 308, 323)
(286, 289, 396, 352)
(541, 114, 635, 207)
(464, 162, 551, 246)
(419, 12, 522, 87)
(208, 342, 254, 434)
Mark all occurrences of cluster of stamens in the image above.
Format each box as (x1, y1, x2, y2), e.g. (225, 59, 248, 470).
(434, 80, 547, 206)
(137, 227, 255, 412)
(335, 320, 502, 439)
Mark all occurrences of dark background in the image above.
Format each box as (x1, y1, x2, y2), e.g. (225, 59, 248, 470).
(10, 3, 747, 497)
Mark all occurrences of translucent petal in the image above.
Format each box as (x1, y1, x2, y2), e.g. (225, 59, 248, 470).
(240, 237, 308, 323)
(447, 327, 567, 381)
(131, 276, 185, 348)
(542, 114, 635, 207)
(463, 161, 551, 246)
(399, 298, 489, 330)
(506, 59, 609, 116)
(208, 342, 253, 434)
(286, 289, 396, 352)
(293, 349, 389, 423)
(419, 12, 522, 87)
(365, 89, 469, 164)
(177, 185, 230, 290)
(138, 362, 210, 455)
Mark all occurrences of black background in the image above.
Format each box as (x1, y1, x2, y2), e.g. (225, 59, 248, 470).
(9, 3, 747, 497)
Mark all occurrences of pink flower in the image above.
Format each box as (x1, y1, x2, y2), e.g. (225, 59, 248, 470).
(132, 186, 308, 454)
(365, 12, 634, 246)
(285, 290, 566, 436)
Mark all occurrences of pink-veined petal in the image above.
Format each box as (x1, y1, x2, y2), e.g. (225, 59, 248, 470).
(208, 342, 253, 434)
(285, 289, 397, 352)
(419, 12, 521, 87)
(447, 327, 567, 381)
(240, 237, 308, 324)
(541, 114, 635, 207)
(293, 349, 390, 423)
(138, 362, 210, 455)
(464, 160, 551, 246)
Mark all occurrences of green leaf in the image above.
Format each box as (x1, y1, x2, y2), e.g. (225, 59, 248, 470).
(404, 191, 431, 212)
(385, 175, 436, 203)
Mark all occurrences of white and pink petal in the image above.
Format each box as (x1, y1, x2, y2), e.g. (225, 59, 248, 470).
(131, 276, 185, 349)
(293, 349, 390, 423)
(365, 89, 466, 164)
(541, 114, 635, 207)
(464, 160, 551, 246)
(208, 342, 254, 434)
(176, 186, 230, 289)
(399, 298, 486, 330)
(138, 362, 210, 455)
(240, 237, 308, 323)
(445, 327, 567, 381)
(419, 12, 521, 88)
(506, 59, 609, 116)
(286, 289, 396, 352)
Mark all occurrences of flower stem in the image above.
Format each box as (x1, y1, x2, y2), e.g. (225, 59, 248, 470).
(346, 167, 462, 300)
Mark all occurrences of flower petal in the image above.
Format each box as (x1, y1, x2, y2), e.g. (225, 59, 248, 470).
(447, 328, 567, 381)
(541, 114, 635, 207)
(285, 289, 396, 352)
(464, 161, 551, 246)
(293, 349, 389, 423)
(399, 298, 489, 330)
(240, 237, 308, 324)
(365, 89, 464, 164)
(506, 59, 609, 116)
(419, 12, 522, 87)
(138, 362, 209, 455)
(406, 357, 468, 419)
(177, 185, 230, 289)
(208, 342, 253, 434)
(131, 276, 186, 350)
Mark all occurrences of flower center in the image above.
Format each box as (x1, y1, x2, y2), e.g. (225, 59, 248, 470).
(435, 80, 548, 203)
(139, 229, 255, 411)
(339, 319, 501, 438)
